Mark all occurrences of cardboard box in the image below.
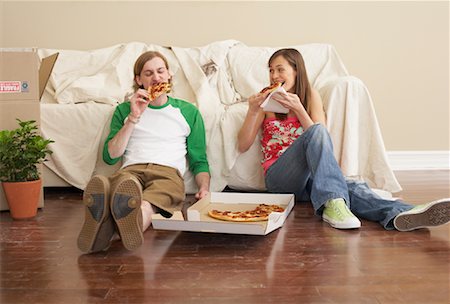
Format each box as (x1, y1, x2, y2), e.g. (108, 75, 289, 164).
(0, 48, 58, 211)
(152, 192, 295, 235)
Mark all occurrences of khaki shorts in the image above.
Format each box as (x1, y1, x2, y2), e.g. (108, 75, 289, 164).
(109, 163, 185, 215)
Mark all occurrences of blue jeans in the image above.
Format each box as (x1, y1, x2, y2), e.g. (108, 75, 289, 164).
(265, 124, 413, 230)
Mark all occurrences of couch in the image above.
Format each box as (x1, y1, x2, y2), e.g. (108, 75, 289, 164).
(38, 40, 402, 194)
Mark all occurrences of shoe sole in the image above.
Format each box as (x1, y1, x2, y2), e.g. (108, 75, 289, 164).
(394, 198, 450, 231)
(111, 177, 143, 251)
(90, 213, 115, 253)
(77, 175, 110, 253)
(323, 215, 361, 229)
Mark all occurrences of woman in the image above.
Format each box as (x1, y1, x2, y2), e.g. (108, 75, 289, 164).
(78, 51, 210, 253)
(238, 48, 449, 231)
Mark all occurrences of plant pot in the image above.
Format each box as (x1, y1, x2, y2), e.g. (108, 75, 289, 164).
(2, 179, 42, 220)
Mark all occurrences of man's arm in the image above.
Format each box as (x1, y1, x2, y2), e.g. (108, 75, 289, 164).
(194, 171, 210, 200)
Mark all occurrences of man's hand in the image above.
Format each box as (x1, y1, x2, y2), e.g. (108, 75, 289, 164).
(130, 88, 150, 117)
(195, 188, 209, 200)
(194, 172, 210, 200)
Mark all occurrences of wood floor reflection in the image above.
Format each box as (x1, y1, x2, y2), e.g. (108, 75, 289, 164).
(1, 170, 449, 303)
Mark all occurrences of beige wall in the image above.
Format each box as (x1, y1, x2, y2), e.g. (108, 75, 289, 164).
(1, 1, 448, 151)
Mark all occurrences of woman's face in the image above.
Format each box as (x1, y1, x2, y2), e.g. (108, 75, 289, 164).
(135, 57, 171, 89)
(269, 55, 297, 93)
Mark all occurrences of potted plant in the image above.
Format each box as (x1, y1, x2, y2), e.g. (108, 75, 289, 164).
(0, 119, 53, 219)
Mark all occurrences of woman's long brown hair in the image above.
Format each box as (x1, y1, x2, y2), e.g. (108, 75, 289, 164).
(268, 49, 311, 119)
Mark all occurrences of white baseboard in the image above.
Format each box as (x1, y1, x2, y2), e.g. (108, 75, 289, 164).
(387, 151, 450, 171)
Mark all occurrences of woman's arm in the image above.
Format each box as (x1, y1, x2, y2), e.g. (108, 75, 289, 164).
(308, 88, 326, 125)
(237, 92, 268, 153)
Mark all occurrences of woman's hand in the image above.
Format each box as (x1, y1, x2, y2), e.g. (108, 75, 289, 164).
(271, 91, 304, 112)
(129, 89, 150, 118)
(247, 91, 270, 114)
(272, 91, 322, 129)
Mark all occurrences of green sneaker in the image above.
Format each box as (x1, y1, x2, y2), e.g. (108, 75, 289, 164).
(322, 198, 361, 229)
(394, 198, 450, 231)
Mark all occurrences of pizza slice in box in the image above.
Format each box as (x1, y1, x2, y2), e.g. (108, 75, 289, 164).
(208, 204, 285, 222)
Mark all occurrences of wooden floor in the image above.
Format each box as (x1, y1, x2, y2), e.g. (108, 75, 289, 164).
(1, 170, 449, 304)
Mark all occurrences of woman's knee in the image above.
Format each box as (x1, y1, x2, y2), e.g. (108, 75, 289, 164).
(306, 123, 330, 143)
(309, 123, 327, 135)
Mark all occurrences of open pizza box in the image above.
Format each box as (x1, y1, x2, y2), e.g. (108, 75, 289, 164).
(151, 192, 295, 235)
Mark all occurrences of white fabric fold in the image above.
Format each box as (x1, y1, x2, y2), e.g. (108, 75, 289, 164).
(320, 76, 402, 192)
(171, 40, 241, 192)
(40, 102, 115, 189)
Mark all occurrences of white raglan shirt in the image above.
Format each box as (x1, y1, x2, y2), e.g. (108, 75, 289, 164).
(122, 104, 190, 175)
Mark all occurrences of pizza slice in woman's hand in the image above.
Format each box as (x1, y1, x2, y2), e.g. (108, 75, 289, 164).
(260, 82, 282, 94)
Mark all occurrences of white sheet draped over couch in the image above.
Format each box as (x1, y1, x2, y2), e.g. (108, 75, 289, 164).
(38, 40, 402, 194)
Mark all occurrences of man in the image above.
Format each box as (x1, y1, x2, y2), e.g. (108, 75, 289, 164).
(77, 51, 210, 253)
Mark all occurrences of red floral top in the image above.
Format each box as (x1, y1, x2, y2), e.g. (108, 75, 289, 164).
(261, 117, 304, 173)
